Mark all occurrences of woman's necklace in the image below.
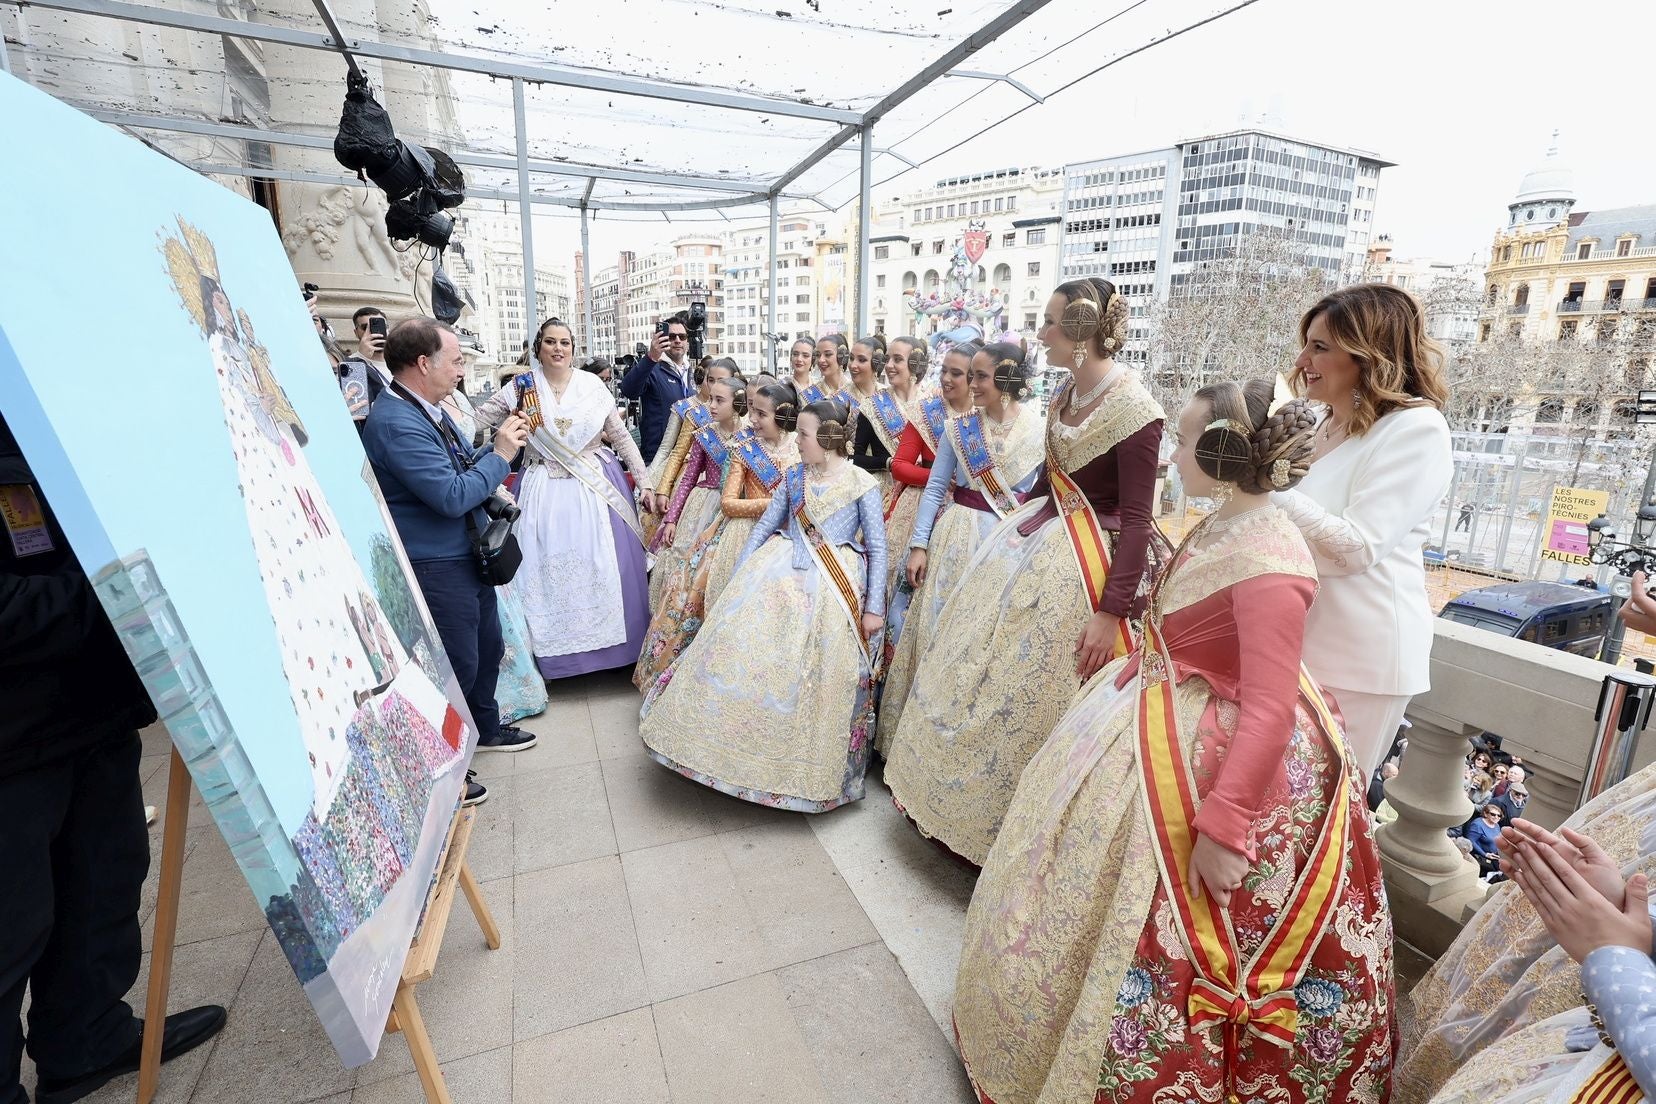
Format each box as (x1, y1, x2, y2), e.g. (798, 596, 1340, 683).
(545, 367, 573, 402)
(1067, 367, 1115, 414)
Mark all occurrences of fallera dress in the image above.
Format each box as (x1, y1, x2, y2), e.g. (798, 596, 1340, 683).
(883, 373, 1166, 864)
(475, 369, 650, 679)
(1399, 761, 1656, 1104)
(876, 403, 1044, 757)
(632, 427, 798, 690)
(638, 461, 887, 812)
(954, 506, 1396, 1104)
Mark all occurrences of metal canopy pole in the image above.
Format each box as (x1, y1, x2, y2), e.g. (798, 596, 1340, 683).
(580, 180, 596, 362)
(767, 192, 780, 375)
(856, 125, 872, 337)
(512, 77, 537, 352)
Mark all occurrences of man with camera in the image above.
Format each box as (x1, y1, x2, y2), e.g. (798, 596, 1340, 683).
(619, 313, 694, 465)
(362, 318, 536, 756)
(338, 307, 390, 427)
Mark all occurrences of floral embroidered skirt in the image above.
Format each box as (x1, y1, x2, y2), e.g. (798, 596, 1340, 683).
(882, 481, 923, 595)
(647, 484, 721, 611)
(638, 536, 874, 813)
(1399, 760, 1656, 1102)
(954, 672, 1395, 1104)
(698, 514, 757, 614)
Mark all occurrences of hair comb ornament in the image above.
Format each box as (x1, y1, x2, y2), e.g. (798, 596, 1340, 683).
(816, 421, 847, 454)
(731, 386, 750, 416)
(1195, 417, 1253, 482)
(1060, 298, 1103, 344)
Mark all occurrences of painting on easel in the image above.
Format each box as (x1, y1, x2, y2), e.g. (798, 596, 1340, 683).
(0, 72, 474, 1067)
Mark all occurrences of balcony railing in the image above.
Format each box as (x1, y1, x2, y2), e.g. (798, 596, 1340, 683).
(1558, 298, 1584, 313)
(1554, 298, 1656, 314)
(1561, 244, 1656, 261)
(1506, 303, 1530, 315)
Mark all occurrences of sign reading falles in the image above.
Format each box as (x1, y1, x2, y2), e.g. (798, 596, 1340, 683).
(0, 72, 475, 1066)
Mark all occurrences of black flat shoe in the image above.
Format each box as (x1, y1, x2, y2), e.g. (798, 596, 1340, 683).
(35, 1005, 228, 1104)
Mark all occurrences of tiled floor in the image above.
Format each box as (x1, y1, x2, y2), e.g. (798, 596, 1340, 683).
(25, 670, 976, 1104)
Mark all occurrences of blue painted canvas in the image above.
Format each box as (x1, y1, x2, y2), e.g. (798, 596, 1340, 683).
(0, 72, 475, 1067)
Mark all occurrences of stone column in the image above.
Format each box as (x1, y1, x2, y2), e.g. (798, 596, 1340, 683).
(261, 0, 421, 336)
(1375, 705, 1488, 953)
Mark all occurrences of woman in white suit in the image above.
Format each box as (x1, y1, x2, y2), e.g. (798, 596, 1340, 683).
(1272, 283, 1454, 777)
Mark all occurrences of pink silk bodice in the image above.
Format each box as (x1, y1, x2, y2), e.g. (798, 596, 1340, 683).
(1116, 572, 1316, 856)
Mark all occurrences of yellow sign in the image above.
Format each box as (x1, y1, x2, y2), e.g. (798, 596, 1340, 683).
(1539, 486, 1611, 566)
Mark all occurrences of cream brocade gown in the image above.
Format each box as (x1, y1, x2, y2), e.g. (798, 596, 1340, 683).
(953, 508, 1394, 1104)
(883, 376, 1164, 865)
(875, 405, 1045, 757)
(1398, 761, 1656, 1103)
(637, 462, 888, 812)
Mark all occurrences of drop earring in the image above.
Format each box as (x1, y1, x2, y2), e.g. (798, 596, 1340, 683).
(1073, 344, 1085, 370)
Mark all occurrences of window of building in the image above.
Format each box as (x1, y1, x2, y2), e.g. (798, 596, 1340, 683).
(1027, 262, 1041, 277)
(1007, 196, 1017, 211)
(903, 271, 917, 290)
(1026, 228, 1046, 246)
(1002, 232, 1016, 248)
(874, 245, 889, 260)
(934, 241, 945, 254)
(875, 275, 886, 288)
(1578, 242, 1593, 260)
(1559, 320, 1578, 341)
(911, 242, 923, 257)
(1619, 238, 1634, 257)
(970, 201, 980, 215)
(1608, 279, 1626, 305)
(924, 207, 934, 220)
(1536, 398, 1564, 423)
(947, 205, 956, 218)
(1024, 313, 1037, 330)
(796, 294, 811, 304)
(994, 197, 1004, 212)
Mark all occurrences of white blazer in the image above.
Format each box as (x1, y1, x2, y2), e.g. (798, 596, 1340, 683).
(1272, 404, 1453, 697)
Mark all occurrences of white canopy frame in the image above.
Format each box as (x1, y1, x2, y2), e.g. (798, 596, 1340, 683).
(4, 0, 1063, 369)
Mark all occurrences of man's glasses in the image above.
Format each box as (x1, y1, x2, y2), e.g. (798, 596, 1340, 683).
(667, 333, 688, 341)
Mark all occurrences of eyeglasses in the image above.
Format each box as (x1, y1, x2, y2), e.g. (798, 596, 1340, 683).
(667, 333, 689, 341)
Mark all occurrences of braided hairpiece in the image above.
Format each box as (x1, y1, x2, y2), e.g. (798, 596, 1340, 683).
(1098, 291, 1129, 355)
(1243, 398, 1319, 493)
(774, 400, 798, 431)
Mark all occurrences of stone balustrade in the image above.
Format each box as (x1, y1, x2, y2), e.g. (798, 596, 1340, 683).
(1377, 618, 1648, 954)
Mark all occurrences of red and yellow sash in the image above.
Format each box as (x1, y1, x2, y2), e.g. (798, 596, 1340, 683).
(1136, 619, 1352, 1092)
(1046, 454, 1133, 660)
(1572, 1053, 1640, 1104)
(788, 466, 872, 665)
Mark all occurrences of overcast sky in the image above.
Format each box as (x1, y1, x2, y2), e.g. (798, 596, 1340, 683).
(518, 0, 1656, 275)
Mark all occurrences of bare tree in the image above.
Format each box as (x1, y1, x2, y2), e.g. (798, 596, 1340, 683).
(1144, 230, 1333, 414)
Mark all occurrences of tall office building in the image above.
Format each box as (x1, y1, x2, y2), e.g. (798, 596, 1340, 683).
(1062, 129, 1391, 359)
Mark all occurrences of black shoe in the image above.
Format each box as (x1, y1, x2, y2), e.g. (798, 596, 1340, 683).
(475, 725, 537, 753)
(462, 769, 488, 807)
(36, 1005, 227, 1104)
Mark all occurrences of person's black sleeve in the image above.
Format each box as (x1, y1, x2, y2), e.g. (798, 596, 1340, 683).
(851, 416, 890, 472)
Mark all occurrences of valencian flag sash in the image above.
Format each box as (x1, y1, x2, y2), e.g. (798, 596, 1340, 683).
(950, 411, 1020, 519)
(917, 394, 948, 450)
(692, 423, 732, 468)
(672, 396, 715, 429)
(732, 428, 786, 491)
(1570, 1053, 1640, 1104)
(867, 389, 908, 445)
(1134, 609, 1353, 1100)
(513, 373, 544, 431)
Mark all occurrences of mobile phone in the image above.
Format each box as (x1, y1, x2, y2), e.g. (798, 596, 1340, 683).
(368, 316, 389, 339)
(655, 320, 671, 338)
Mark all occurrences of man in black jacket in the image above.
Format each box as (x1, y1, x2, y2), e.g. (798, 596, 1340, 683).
(618, 314, 694, 463)
(0, 414, 225, 1104)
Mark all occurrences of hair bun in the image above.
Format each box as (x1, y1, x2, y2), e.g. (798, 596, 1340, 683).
(1244, 398, 1319, 493)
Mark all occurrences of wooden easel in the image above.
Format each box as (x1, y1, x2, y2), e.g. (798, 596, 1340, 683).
(139, 748, 501, 1104)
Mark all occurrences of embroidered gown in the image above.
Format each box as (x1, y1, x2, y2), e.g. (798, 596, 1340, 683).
(884, 374, 1166, 865)
(953, 507, 1395, 1104)
(632, 426, 796, 690)
(476, 369, 650, 679)
(1398, 763, 1656, 1103)
(438, 388, 547, 725)
(876, 404, 1044, 757)
(638, 462, 888, 813)
(855, 387, 923, 590)
(642, 396, 712, 549)
(646, 423, 736, 612)
(699, 430, 800, 610)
